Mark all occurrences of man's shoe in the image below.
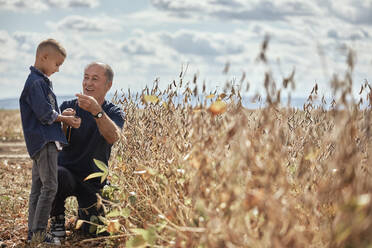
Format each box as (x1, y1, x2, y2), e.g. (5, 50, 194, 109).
(51, 215, 66, 238)
(43, 232, 61, 246)
(28, 232, 61, 246)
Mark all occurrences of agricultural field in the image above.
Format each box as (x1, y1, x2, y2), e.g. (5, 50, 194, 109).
(1, 58, 372, 247)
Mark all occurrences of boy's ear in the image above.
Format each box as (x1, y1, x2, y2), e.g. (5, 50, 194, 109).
(40, 53, 48, 62)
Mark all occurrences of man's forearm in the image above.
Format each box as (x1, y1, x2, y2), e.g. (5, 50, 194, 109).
(95, 113, 121, 144)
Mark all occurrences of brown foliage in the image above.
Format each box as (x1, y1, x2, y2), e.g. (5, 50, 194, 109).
(1, 44, 372, 247)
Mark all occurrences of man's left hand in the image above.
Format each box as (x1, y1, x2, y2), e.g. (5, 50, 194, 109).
(75, 93, 101, 116)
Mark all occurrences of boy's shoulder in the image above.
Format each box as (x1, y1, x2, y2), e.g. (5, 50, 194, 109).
(24, 67, 49, 87)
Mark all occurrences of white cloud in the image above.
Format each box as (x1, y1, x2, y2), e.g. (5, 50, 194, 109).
(46, 15, 123, 33)
(327, 28, 369, 40)
(121, 38, 156, 55)
(159, 30, 245, 57)
(1, 0, 371, 101)
(150, 0, 206, 17)
(150, 0, 321, 21)
(0, 0, 99, 12)
(0, 30, 18, 61)
(44, 0, 99, 8)
(149, 0, 372, 31)
(0, 0, 48, 12)
(323, 0, 372, 25)
(160, 31, 220, 56)
(2, 25, 369, 99)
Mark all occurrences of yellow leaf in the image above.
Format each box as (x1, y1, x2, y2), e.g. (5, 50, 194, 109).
(84, 172, 104, 181)
(208, 100, 227, 115)
(93, 159, 108, 173)
(101, 170, 108, 183)
(126, 235, 146, 248)
(131, 228, 156, 245)
(143, 95, 159, 104)
(206, 94, 215, 99)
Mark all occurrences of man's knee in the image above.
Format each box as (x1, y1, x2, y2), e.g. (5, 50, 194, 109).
(58, 166, 72, 181)
(57, 166, 76, 192)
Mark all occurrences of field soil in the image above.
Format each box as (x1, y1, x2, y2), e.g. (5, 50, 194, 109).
(0, 110, 102, 247)
(0, 139, 31, 247)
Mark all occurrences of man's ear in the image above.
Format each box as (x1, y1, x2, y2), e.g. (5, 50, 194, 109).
(106, 81, 112, 92)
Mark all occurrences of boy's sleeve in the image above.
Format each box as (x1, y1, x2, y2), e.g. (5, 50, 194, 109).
(26, 79, 57, 125)
(50, 111, 59, 124)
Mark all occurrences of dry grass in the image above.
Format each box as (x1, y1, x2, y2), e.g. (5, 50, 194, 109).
(98, 48, 372, 247)
(0, 109, 23, 141)
(1, 44, 372, 247)
(104, 91, 372, 247)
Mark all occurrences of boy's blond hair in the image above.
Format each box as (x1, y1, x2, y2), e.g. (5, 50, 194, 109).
(36, 38, 66, 57)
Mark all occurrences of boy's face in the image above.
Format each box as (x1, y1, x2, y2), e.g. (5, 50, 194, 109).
(40, 51, 65, 77)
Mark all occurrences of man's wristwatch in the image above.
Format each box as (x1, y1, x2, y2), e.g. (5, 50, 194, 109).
(93, 111, 103, 119)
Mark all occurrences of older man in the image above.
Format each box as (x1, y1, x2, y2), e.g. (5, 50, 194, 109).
(50, 62, 124, 238)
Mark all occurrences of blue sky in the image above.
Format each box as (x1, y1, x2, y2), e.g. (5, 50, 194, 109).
(0, 0, 371, 101)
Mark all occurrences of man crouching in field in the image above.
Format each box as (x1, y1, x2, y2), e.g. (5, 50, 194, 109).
(50, 62, 124, 238)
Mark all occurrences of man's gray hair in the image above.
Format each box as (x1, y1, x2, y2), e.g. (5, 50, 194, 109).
(85, 62, 114, 83)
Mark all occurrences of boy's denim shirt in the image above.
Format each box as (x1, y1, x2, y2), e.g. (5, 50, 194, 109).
(19, 66, 68, 158)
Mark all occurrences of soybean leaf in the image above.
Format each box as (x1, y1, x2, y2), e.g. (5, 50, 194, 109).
(84, 172, 104, 181)
(93, 159, 108, 174)
(126, 235, 146, 248)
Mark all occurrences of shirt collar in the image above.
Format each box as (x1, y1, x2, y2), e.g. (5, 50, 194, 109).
(30, 66, 53, 89)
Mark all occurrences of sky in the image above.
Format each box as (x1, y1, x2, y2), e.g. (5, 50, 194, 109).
(0, 0, 371, 101)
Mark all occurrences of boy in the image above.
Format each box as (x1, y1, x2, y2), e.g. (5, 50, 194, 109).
(19, 38, 81, 245)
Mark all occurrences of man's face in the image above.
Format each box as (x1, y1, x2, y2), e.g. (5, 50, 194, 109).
(82, 64, 112, 101)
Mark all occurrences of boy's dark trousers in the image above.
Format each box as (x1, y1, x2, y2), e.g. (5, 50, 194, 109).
(28, 142, 58, 233)
(51, 166, 105, 236)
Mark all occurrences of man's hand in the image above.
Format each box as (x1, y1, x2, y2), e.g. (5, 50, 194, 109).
(76, 93, 102, 116)
(76, 93, 121, 144)
(63, 116, 81, 128)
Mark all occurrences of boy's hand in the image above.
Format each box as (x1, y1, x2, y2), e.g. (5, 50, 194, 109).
(62, 108, 76, 116)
